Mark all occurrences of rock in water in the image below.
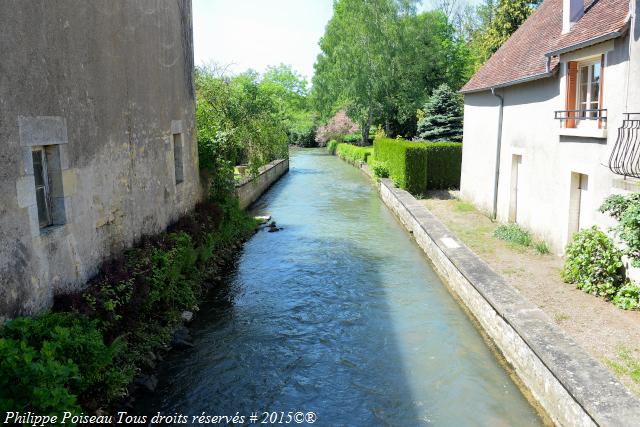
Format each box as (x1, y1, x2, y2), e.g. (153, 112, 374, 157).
(254, 215, 271, 224)
(181, 310, 193, 323)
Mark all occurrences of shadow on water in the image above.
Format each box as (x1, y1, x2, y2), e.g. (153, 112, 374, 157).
(134, 149, 544, 426)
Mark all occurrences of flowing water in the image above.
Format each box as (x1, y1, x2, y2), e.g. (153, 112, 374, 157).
(135, 149, 544, 426)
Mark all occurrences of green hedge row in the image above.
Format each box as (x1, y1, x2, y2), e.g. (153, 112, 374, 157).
(335, 143, 373, 164)
(373, 138, 462, 194)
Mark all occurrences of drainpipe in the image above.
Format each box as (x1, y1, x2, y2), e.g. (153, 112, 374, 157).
(491, 87, 504, 220)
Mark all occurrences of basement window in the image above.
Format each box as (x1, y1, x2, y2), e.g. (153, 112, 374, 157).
(173, 133, 184, 184)
(32, 146, 65, 230)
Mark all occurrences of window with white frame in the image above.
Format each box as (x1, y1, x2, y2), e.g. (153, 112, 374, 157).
(576, 59, 601, 121)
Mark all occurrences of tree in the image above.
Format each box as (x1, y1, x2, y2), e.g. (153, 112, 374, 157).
(262, 64, 317, 147)
(416, 83, 463, 142)
(195, 65, 289, 199)
(470, 0, 541, 68)
(312, 0, 468, 140)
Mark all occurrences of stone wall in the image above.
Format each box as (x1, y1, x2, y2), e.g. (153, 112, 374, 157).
(0, 1, 200, 318)
(235, 159, 290, 210)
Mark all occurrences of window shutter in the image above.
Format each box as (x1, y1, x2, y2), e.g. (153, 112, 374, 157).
(566, 61, 578, 128)
(599, 54, 605, 129)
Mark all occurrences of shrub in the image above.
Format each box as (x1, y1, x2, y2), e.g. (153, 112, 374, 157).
(561, 226, 625, 299)
(372, 161, 390, 179)
(613, 283, 640, 310)
(373, 138, 462, 194)
(335, 143, 372, 164)
(373, 138, 428, 194)
(494, 224, 531, 246)
(0, 312, 127, 414)
(423, 142, 462, 189)
(600, 193, 640, 266)
(327, 140, 338, 155)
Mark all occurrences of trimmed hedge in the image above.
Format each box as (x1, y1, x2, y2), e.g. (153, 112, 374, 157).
(327, 140, 338, 155)
(373, 138, 462, 194)
(425, 142, 462, 190)
(335, 143, 373, 164)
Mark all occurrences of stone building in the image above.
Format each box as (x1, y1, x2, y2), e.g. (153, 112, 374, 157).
(0, 1, 201, 318)
(460, 0, 639, 254)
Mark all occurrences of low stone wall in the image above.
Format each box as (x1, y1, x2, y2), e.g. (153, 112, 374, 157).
(235, 159, 289, 210)
(375, 177, 640, 427)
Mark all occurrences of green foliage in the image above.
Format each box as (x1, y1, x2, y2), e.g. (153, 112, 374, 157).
(600, 193, 640, 266)
(335, 143, 373, 164)
(312, 0, 470, 139)
(195, 66, 289, 200)
(374, 138, 428, 194)
(423, 142, 462, 189)
(372, 161, 390, 179)
(327, 140, 339, 155)
(493, 224, 531, 247)
(373, 138, 462, 194)
(262, 64, 318, 147)
(561, 227, 625, 299)
(467, 0, 541, 69)
(613, 283, 640, 310)
(417, 84, 463, 142)
(0, 199, 258, 413)
(534, 241, 550, 255)
(0, 313, 127, 414)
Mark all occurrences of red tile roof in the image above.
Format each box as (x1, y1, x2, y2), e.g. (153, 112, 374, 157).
(460, 0, 630, 93)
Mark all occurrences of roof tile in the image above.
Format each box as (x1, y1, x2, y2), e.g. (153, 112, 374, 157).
(461, 0, 629, 93)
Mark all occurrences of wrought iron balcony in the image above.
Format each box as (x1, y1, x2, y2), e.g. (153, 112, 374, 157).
(608, 113, 640, 178)
(554, 109, 608, 128)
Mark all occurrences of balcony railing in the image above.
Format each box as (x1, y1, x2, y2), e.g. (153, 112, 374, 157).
(554, 109, 608, 128)
(608, 113, 640, 178)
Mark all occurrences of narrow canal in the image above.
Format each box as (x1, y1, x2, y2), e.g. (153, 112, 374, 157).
(136, 149, 544, 426)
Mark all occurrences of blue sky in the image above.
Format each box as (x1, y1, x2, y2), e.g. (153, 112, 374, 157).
(192, 0, 480, 82)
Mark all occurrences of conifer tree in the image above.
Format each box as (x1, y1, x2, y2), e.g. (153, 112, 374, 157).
(416, 84, 463, 142)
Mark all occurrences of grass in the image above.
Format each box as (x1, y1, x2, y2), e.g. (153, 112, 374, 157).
(605, 346, 640, 394)
(493, 223, 531, 247)
(454, 200, 475, 213)
(554, 313, 570, 322)
(535, 241, 550, 255)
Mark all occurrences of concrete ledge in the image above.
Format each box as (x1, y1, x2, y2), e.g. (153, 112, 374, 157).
(235, 159, 289, 210)
(376, 178, 640, 427)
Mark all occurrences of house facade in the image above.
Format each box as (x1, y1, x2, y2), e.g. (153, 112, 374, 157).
(0, 1, 201, 318)
(460, 0, 640, 254)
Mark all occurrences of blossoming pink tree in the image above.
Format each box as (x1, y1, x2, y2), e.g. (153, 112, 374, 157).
(315, 110, 359, 145)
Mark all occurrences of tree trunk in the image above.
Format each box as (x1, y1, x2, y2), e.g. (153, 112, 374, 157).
(361, 107, 373, 146)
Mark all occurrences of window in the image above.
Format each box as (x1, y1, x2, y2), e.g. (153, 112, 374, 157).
(564, 56, 605, 128)
(173, 133, 184, 184)
(32, 149, 52, 227)
(577, 60, 601, 121)
(32, 145, 65, 230)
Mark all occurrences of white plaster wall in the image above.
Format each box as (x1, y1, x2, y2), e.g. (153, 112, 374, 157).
(460, 92, 500, 214)
(461, 34, 635, 254)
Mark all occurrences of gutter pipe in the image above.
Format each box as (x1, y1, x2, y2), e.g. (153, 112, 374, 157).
(491, 87, 504, 220)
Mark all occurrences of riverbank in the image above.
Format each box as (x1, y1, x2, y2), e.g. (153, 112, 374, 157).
(334, 153, 640, 426)
(422, 194, 640, 396)
(0, 159, 290, 416)
(133, 148, 545, 425)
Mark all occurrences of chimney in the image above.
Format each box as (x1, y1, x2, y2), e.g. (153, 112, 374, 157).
(563, 0, 584, 34)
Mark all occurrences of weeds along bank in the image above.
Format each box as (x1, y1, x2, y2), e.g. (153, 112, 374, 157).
(0, 197, 258, 414)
